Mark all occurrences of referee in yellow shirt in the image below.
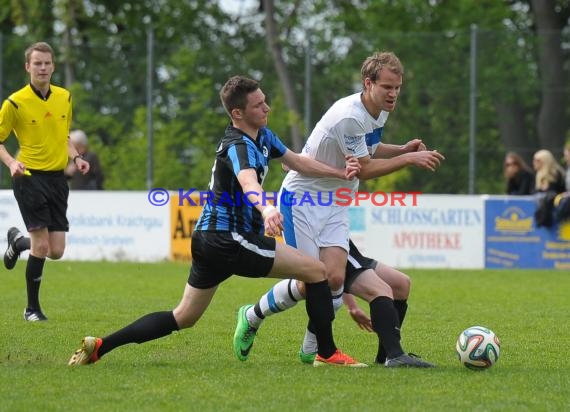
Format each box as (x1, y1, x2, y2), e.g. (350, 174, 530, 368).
(0, 42, 90, 321)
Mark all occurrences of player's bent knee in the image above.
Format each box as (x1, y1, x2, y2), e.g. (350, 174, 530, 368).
(327, 276, 344, 290)
(327, 274, 344, 291)
(48, 250, 65, 260)
(394, 274, 411, 299)
(404, 274, 411, 292)
(31, 243, 50, 257)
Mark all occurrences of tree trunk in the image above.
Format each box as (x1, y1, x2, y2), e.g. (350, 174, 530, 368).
(530, 0, 567, 159)
(60, 0, 78, 88)
(495, 102, 537, 163)
(262, 0, 304, 151)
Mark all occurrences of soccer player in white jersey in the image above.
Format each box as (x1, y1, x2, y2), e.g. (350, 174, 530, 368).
(233, 51, 444, 367)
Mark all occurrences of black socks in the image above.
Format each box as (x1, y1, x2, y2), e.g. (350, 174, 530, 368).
(305, 280, 336, 358)
(25, 255, 45, 310)
(370, 296, 405, 362)
(99, 311, 179, 358)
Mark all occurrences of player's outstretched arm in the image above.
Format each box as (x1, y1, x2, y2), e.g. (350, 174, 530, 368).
(358, 150, 445, 181)
(280, 150, 360, 180)
(374, 139, 428, 158)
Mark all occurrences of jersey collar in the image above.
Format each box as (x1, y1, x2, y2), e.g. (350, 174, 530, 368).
(29, 83, 52, 101)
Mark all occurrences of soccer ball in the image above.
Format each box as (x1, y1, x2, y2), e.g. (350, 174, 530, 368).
(456, 326, 500, 370)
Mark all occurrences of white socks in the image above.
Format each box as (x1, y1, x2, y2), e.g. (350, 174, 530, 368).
(246, 279, 303, 329)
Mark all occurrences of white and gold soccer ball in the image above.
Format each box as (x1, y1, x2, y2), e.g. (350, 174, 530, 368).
(456, 326, 500, 370)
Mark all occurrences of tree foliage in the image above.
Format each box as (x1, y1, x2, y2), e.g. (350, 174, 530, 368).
(0, 0, 568, 194)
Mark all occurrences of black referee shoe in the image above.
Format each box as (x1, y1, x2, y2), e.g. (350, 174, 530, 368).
(4, 227, 24, 270)
(24, 308, 48, 322)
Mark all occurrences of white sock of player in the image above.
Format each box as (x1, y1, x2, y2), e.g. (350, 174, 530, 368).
(301, 286, 344, 354)
(245, 279, 303, 329)
(331, 286, 344, 313)
(301, 329, 318, 354)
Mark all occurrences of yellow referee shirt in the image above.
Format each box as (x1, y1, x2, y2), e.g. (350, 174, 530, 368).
(0, 84, 72, 171)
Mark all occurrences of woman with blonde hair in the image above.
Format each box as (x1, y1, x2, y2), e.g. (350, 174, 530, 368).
(532, 149, 566, 194)
(504, 151, 534, 195)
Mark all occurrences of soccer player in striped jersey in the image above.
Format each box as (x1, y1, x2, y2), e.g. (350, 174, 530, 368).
(69, 75, 365, 367)
(233, 52, 444, 367)
(0, 42, 89, 321)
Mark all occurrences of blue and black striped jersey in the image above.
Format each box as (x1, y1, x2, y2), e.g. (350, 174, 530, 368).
(195, 124, 287, 233)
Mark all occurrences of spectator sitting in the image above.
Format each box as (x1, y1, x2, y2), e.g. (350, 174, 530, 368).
(532, 149, 566, 194)
(563, 141, 570, 191)
(65, 130, 104, 190)
(504, 151, 534, 195)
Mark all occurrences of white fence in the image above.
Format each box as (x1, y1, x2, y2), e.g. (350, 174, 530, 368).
(1, 190, 568, 269)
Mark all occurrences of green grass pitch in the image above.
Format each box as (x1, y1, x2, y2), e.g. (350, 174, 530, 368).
(1, 262, 569, 411)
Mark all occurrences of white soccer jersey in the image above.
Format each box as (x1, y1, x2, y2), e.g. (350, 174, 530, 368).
(281, 92, 389, 202)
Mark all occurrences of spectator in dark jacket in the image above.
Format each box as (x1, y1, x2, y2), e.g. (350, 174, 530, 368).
(504, 152, 534, 195)
(65, 130, 104, 190)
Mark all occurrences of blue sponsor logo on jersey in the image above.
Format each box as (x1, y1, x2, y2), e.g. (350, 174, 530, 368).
(365, 127, 383, 150)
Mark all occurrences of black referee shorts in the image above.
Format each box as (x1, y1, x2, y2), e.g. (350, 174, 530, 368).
(188, 231, 276, 289)
(12, 170, 69, 232)
(344, 239, 378, 293)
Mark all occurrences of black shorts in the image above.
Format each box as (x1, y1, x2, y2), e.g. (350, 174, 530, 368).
(345, 239, 378, 293)
(12, 170, 69, 232)
(188, 231, 276, 289)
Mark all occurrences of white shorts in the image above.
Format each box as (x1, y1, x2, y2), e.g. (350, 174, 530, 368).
(280, 191, 350, 259)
